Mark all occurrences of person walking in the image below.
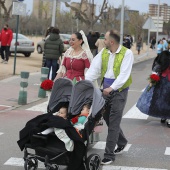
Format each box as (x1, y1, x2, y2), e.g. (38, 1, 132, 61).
(136, 51, 170, 128)
(150, 37, 156, 49)
(85, 29, 134, 165)
(0, 24, 13, 64)
(44, 27, 64, 80)
(88, 31, 98, 57)
(42, 26, 54, 67)
(136, 36, 142, 55)
(54, 30, 93, 82)
(162, 37, 168, 51)
(95, 33, 106, 53)
(123, 35, 131, 49)
(157, 40, 163, 56)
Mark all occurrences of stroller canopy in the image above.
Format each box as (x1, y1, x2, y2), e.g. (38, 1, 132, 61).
(48, 78, 73, 112)
(68, 80, 105, 118)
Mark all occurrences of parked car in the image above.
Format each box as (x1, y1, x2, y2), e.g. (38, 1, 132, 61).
(10, 33, 35, 57)
(37, 34, 71, 54)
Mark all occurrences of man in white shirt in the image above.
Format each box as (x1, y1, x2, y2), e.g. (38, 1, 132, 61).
(85, 30, 134, 165)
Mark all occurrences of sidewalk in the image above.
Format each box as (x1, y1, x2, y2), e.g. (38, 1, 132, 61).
(0, 50, 157, 112)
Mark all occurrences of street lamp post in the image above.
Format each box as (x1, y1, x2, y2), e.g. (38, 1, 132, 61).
(156, 0, 160, 47)
(51, 0, 57, 26)
(120, 0, 125, 45)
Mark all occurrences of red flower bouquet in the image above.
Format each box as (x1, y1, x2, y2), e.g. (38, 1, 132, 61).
(71, 116, 78, 124)
(147, 74, 160, 91)
(41, 79, 54, 91)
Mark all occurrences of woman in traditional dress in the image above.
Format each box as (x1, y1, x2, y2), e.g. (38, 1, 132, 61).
(136, 51, 170, 127)
(54, 30, 93, 81)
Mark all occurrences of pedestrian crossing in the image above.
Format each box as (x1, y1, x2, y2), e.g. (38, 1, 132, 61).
(26, 100, 149, 120)
(3, 143, 170, 170)
(4, 157, 168, 170)
(102, 166, 168, 170)
(2, 95, 170, 170)
(0, 132, 4, 135)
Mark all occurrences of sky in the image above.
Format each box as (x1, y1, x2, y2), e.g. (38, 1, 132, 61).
(24, 0, 170, 14)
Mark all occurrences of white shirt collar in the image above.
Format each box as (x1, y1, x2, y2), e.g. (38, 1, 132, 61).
(107, 45, 122, 55)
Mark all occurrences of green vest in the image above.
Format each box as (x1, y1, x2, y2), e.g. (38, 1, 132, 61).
(101, 46, 132, 92)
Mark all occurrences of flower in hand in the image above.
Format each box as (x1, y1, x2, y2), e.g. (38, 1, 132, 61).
(41, 79, 54, 91)
(147, 74, 160, 91)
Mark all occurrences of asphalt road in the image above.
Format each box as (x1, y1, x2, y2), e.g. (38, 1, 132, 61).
(0, 58, 170, 170)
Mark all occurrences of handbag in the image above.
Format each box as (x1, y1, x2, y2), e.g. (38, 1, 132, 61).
(136, 85, 154, 115)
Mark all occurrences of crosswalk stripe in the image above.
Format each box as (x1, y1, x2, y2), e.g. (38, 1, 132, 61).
(123, 144, 132, 152)
(0, 132, 4, 135)
(93, 141, 106, 149)
(92, 142, 132, 152)
(0, 104, 11, 107)
(26, 101, 48, 112)
(164, 147, 170, 155)
(4, 157, 66, 169)
(102, 165, 168, 170)
(27, 102, 149, 121)
(123, 104, 149, 120)
(5, 157, 167, 170)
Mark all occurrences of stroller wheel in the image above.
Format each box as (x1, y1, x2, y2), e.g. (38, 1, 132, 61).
(24, 157, 38, 170)
(46, 164, 59, 170)
(86, 154, 101, 170)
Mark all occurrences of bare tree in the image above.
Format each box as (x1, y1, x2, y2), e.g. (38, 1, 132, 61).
(65, 0, 108, 30)
(0, 0, 12, 23)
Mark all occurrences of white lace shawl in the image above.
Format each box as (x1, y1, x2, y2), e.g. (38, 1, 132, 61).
(57, 47, 92, 75)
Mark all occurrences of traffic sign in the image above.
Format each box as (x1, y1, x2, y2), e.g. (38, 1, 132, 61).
(12, 2, 26, 16)
(142, 17, 156, 30)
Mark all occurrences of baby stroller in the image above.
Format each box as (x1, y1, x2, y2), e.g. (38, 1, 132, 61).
(17, 78, 106, 170)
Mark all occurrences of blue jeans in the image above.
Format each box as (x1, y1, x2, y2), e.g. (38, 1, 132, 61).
(46, 59, 59, 80)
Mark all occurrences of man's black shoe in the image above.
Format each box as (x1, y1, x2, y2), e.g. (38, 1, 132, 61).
(101, 158, 113, 165)
(114, 144, 127, 155)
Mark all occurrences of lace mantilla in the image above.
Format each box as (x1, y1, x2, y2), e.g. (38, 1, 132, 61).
(65, 47, 88, 60)
(57, 47, 90, 74)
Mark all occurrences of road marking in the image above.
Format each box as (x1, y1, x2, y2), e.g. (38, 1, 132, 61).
(123, 104, 149, 120)
(26, 101, 48, 113)
(0, 132, 4, 135)
(93, 141, 106, 149)
(4, 157, 44, 168)
(92, 142, 131, 152)
(128, 89, 142, 92)
(123, 144, 132, 152)
(4, 157, 66, 169)
(0, 104, 11, 107)
(6, 157, 167, 170)
(164, 147, 170, 155)
(102, 165, 168, 170)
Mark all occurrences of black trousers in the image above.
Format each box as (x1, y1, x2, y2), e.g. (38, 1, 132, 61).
(1, 46, 10, 61)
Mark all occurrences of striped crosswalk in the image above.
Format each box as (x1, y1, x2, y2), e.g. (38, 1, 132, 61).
(0, 132, 4, 135)
(2, 94, 170, 170)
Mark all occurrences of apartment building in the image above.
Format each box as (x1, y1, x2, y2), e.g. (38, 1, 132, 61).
(149, 3, 170, 23)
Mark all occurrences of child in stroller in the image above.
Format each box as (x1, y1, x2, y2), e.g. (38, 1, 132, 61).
(17, 78, 105, 170)
(40, 103, 91, 138)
